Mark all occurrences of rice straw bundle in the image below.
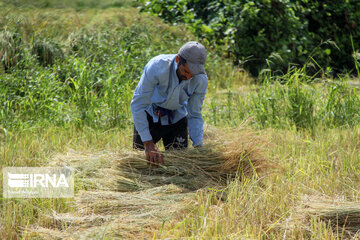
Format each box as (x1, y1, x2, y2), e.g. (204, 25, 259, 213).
(304, 198, 360, 236)
(289, 195, 360, 238)
(117, 127, 272, 192)
(23, 127, 273, 239)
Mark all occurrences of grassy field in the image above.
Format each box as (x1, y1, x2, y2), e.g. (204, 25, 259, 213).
(1, 1, 360, 239)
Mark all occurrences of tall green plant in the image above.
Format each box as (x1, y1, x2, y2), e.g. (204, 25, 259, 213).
(0, 30, 23, 71)
(31, 38, 63, 66)
(350, 35, 360, 78)
(285, 75, 315, 130)
(324, 82, 360, 127)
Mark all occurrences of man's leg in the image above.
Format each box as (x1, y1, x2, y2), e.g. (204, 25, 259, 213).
(162, 117, 188, 150)
(133, 112, 163, 150)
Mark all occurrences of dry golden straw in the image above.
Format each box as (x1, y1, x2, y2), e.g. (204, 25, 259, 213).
(304, 197, 360, 237)
(117, 127, 272, 192)
(22, 127, 273, 239)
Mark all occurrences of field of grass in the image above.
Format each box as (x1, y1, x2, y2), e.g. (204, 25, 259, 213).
(1, 1, 360, 239)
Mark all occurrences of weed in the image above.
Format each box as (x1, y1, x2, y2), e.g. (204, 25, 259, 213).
(31, 38, 63, 66)
(0, 30, 23, 71)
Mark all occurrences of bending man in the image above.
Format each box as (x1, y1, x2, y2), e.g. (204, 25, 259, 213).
(131, 41, 208, 165)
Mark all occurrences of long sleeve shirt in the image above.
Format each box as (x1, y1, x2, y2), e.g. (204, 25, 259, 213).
(130, 54, 208, 146)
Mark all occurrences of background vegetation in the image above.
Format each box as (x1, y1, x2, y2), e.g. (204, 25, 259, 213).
(1, 0, 359, 132)
(0, 0, 360, 239)
(143, 0, 360, 77)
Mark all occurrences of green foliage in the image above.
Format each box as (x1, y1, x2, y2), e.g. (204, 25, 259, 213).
(1, 1, 359, 133)
(0, 30, 23, 71)
(351, 35, 360, 78)
(203, 68, 360, 131)
(249, 83, 284, 129)
(0, 0, 136, 9)
(0, 6, 196, 130)
(285, 78, 315, 130)
(31, 38, 63, 66)
(324, 82, 360, 127)
(142, 0, 360, 77)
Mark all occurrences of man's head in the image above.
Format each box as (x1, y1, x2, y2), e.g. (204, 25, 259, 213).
(176, 41, 207, 81)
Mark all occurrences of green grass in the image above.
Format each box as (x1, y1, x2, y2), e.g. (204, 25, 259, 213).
(1, 1, 360, 239)
(203, 75, 360, 131)
(156, 126, 360, 239)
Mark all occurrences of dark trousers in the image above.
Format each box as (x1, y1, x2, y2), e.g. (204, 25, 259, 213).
(133, 112, 188, 150)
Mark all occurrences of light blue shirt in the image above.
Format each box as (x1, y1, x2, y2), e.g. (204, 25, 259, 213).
(131, 54, 208, 146)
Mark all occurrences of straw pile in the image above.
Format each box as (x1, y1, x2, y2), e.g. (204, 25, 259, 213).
(303, 196, 360, 237)
(283, 195, 360, 238)
(117, 128, 271, 192)
(22, 127, 273, 239)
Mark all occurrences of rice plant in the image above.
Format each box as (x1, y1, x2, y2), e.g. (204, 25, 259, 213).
(351, 35, 360, 78)
(31, 38, 63, 66)
(0, 30, 23, 72)
(285, 72, 315, 131)
(323, 81, 360, 127)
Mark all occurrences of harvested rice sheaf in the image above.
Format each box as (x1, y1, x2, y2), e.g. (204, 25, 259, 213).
(27, 127, 273, 239)
(294, 196, 360, 238)
(117, 127, 273, 192)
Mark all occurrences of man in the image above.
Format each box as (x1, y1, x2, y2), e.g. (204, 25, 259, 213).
(131, 41, 207, 165)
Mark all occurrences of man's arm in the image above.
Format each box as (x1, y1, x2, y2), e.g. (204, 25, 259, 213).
(187, 74, 208, 147)
(131, 64, 156, 143)
(131, 63, 163, 165)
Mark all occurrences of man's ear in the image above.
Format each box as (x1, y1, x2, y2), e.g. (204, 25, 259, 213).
(175, 55, 179, 64)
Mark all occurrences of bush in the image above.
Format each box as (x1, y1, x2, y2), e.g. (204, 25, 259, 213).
(142, 0, 360, 77)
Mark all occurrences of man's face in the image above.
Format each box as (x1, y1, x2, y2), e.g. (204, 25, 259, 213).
(177, 63, 194, 81)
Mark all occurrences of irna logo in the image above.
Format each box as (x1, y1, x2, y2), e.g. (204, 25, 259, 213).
(3, 167, 74, 198)
(8, 173, 69, 188)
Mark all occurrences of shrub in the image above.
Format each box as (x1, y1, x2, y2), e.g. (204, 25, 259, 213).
(142, 0, 360, 77)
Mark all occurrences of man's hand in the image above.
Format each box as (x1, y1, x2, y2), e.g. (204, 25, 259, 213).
(143, 140, 164, 166)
